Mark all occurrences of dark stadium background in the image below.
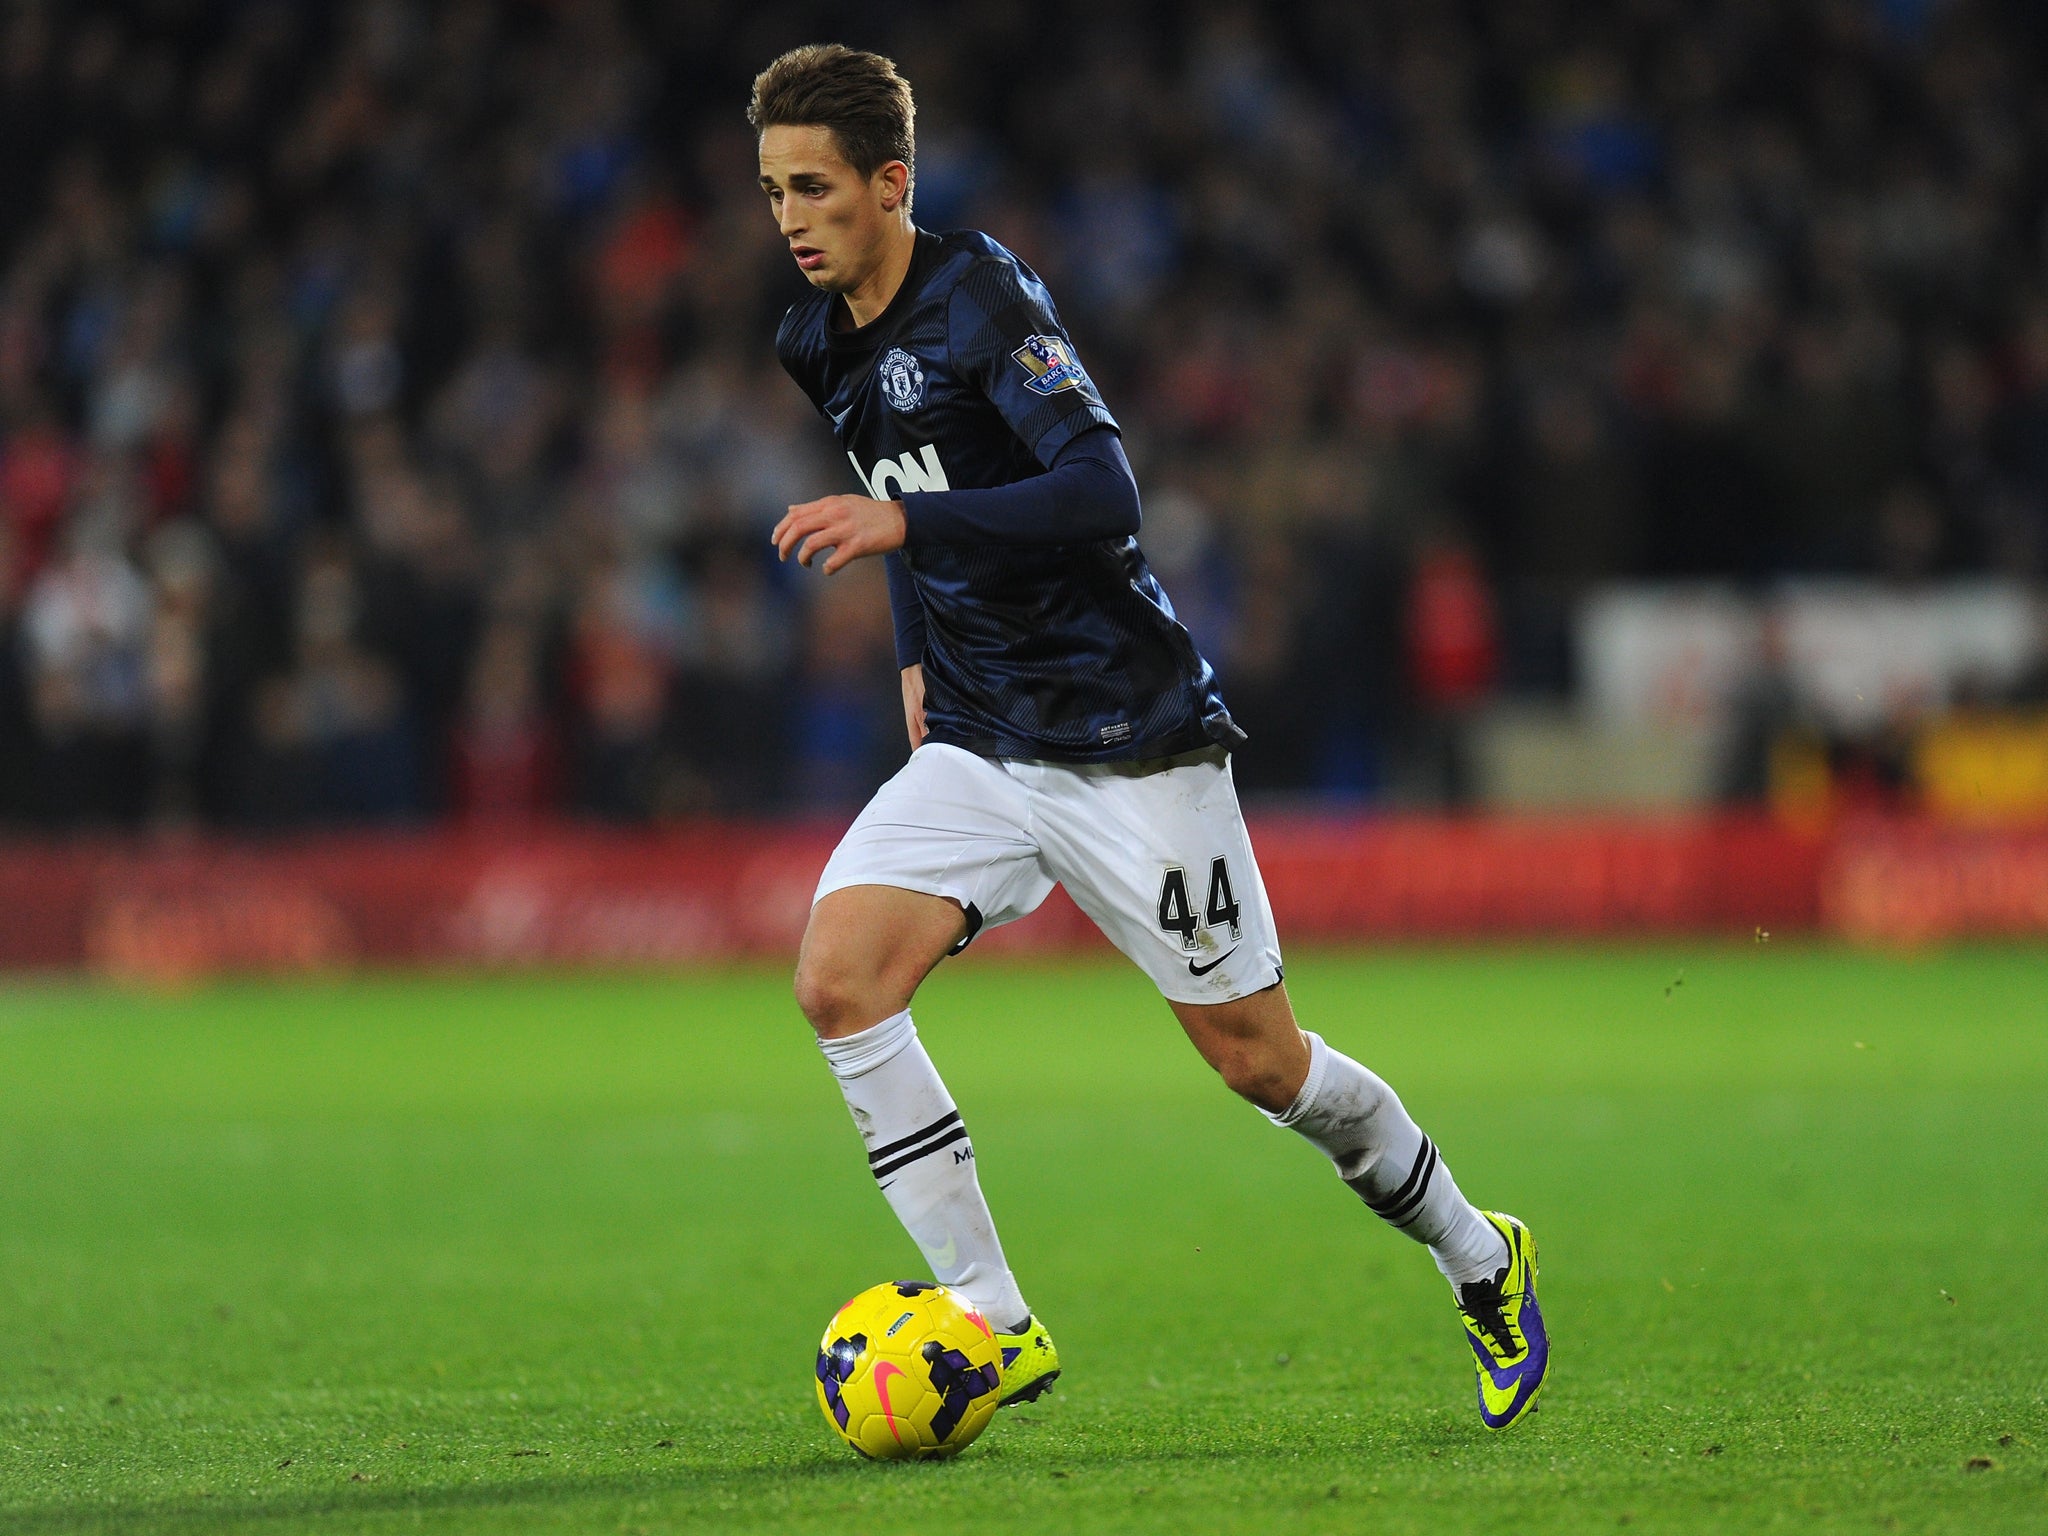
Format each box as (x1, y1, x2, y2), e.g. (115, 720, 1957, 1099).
(4, 9, 2047, 1530)
(2, 0, 2047, 963)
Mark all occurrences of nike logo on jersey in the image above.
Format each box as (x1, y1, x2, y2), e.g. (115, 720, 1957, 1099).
(1188, 947, 1239, 977)
(849, 445, 951, 500)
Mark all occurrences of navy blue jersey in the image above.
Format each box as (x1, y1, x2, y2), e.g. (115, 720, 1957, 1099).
(776, 229, 1241, 763)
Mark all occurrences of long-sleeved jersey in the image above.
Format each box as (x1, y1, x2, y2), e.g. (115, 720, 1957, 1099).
(776, 228, 1241, 762)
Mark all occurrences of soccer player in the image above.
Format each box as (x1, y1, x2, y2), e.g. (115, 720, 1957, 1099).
(753, 44, 1548, 1430)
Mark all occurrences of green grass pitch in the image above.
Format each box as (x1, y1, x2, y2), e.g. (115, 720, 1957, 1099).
(2, 946, 2044, 1534)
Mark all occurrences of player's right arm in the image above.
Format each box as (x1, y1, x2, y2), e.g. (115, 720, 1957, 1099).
(773, 300, 931, 749)
(887, 549, 929, 749)
(771, 491, 907, 572)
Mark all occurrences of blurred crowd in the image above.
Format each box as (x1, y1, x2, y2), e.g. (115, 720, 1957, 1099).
(4, 0, 2048, 830)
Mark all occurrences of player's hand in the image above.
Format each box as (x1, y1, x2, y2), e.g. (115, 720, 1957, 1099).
(901, 664, 927, 750)
(772, 494, 907, 574)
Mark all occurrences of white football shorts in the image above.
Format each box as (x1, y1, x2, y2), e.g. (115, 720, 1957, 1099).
(814, 742, 1284, 1005)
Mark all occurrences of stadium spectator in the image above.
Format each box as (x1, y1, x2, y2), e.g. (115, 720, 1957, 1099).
(2, 0, 2047, 827)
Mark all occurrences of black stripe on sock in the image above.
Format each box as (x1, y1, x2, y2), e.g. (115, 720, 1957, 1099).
(870, 1123, 971, 1182)
(1377, 1144, 1440, 1225)
(1348, 1137, 1437, 1222)
(1355, 1138, 1430, 1213)
(1385, 1191, 1436, 1230)
(867, 1110, 961, 1165)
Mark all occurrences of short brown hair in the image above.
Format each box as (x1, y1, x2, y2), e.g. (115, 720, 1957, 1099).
(748, 44, 916, 204)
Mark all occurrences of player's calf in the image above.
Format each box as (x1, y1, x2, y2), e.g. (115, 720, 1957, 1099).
(1258, 1028, 1538, 1426)
(812, 1006, 1031, 1337)
(1176, 991, 1534, 1420)
(1264, 1029, 1509, 1287)
(796, 885, 1033, 1338)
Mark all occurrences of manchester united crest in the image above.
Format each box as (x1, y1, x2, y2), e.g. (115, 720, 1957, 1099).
(878, 347, 927, 413)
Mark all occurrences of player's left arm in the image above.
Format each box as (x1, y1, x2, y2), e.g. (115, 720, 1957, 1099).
(771, 426, 1140, 568)
(938, 256, 1124, 515)
(772, 257, 1127, 569)
(899, 426, 1137, 547)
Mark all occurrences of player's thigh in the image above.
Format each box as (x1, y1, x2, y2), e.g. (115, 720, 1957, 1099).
(794, 884, 971, 1037)
(799, 744, 1054, 1035)
(1029, 750, 1284, 1007)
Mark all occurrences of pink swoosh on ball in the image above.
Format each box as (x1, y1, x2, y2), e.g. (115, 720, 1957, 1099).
(873, 1361, 909, 1443)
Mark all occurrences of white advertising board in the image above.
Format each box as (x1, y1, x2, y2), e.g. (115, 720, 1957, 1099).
(1579, 582, 2042, 732)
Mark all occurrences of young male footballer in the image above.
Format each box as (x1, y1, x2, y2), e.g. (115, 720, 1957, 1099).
(755, 44, 1548, 1430)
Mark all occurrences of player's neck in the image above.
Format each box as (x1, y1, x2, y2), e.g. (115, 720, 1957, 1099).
(840, 219, 918, 329)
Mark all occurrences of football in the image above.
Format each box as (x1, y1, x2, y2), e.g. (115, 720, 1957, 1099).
(813, 1280, 1005, 1459)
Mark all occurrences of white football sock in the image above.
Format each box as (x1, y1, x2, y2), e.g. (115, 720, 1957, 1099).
(1266, 1032, 1509, 1290)
(817, 1009, 1031, 1331)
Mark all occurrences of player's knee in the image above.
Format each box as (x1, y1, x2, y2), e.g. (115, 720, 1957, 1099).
(792, 956, 856, 1035)
(1212, 1044, 1296, 1114)
(793, 950, 903, 1038)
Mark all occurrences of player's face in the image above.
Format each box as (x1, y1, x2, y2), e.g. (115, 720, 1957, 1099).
(757, 124, 899, 294)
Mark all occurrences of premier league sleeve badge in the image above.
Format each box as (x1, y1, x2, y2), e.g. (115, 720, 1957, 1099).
(878, 347, 927, 413)
(1010, 334, 1090, 396)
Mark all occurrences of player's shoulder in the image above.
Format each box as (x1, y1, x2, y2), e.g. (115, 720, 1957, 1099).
(775, 287, 838, 408)
(775, 286, 835, 364)
(927, 229, 1054, 311)
(931, 227, 1024, 274)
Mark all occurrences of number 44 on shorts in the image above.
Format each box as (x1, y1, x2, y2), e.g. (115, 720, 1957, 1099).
(1157, 857, 1242, 951)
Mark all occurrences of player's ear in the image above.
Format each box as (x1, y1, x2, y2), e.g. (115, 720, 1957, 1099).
(877, 160, 910, 213)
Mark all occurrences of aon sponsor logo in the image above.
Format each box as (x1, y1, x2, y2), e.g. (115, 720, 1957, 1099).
(850, 445, 951, 499)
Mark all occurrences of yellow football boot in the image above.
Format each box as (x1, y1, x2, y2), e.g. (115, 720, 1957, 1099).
(1456, 1212, 1549, 1430)
(994, 1315, 1060, 1407)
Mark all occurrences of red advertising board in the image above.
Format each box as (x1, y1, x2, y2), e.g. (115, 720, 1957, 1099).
(0, 814, 2032, 979)
(1822, 823, 2048, 945)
